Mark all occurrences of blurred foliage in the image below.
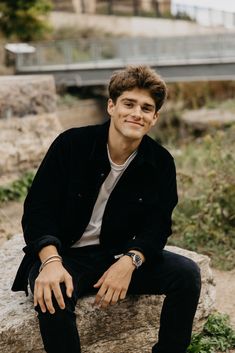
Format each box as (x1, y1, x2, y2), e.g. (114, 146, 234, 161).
(169, 125, 235, 270)
(168, 81, 235, 110)
(187, 313, 235, 353)
(0, 172, 34, 203)
(51, 26, 113, 40)
(0, 0, 52, 41)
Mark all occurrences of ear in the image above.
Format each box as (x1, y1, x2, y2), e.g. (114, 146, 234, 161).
(107, 99, 115, 116)
(151, 112, 159, 127)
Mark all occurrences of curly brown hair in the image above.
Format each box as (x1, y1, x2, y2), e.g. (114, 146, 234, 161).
(108, 65, 167, 111)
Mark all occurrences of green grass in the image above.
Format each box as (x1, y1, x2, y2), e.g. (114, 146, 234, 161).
(205, 98, 235, 111)
(0, 171, 35, 204)
(187, 313, 235, 353)
(169, 125, 235, 270)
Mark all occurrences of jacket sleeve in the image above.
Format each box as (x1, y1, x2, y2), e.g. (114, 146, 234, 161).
(125, 156, 178, 264)
(22, 132, 69, 256)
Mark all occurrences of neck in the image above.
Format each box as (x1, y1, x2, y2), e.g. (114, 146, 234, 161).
(108, 127, 141, 165)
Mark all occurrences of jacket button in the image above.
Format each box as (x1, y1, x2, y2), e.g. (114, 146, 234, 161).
(100, 173, 105, 178)
(138, 197, 143, 203)
(78, 193, 82, 198)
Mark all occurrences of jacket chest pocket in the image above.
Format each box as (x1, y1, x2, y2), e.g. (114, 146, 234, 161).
(125, 191, 159, 208)
(67, 179, 97, 201)
(66, 183, 95, 220)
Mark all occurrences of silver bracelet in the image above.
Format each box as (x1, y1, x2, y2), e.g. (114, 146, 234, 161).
(39, 258, 62, 273)
(39, 254, 62, 273)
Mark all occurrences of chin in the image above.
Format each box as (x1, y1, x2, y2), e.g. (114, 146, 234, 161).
(123, 130, 144, 140)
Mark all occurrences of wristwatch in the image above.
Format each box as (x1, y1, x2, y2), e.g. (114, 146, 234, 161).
(124, 252, 143, 269)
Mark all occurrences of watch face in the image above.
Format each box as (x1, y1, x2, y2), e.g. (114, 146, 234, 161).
(133, 254, 142, 268)
(125, 252, 142, 268)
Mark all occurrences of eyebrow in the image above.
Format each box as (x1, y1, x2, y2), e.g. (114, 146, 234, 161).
(121, 98, 155, 109)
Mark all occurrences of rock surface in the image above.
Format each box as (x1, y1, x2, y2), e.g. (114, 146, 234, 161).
(0, 113, 62, 179)
(0, 234, 216, 353)
(0, 75, 62, 181)
(182, 108, 235, 131)
(0, 75, 56, 119)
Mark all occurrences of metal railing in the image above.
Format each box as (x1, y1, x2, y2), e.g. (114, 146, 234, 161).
(16, 33, 235, 72)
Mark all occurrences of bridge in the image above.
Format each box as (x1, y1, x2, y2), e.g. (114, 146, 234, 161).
(15, 33, 235, 86)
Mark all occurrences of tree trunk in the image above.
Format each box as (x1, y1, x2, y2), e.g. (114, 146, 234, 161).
(80, 0, 85, 13)
(107, 0, 113, 15)
(154, 0, 160, 17)
(133, 0, 140, 16)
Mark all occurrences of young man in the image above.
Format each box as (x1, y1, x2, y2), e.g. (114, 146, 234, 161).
(12, 65, 201, 353)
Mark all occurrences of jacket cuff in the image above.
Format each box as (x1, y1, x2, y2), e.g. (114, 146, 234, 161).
(23, 235, 62, 256)
(124, 239, 163, 264)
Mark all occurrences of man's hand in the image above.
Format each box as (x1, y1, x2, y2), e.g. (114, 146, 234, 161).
(93, 256, 135, 309)
(34, 261, 73, 314)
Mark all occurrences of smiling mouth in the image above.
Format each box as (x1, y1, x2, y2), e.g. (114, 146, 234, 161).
(126, 121, 144, 127)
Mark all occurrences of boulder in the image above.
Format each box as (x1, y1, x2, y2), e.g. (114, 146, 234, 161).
(0, 113, 62, 178)
(181, 108, 235, 133)
(0, 75, 56, 119)
(0, 234, 216, 353)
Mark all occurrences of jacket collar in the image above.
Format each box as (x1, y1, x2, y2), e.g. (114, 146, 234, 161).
(89, 120, 158, 170)
(89, 120, 110, 164)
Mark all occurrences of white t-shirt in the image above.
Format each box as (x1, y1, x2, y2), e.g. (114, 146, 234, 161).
(72, 146, 137, 248)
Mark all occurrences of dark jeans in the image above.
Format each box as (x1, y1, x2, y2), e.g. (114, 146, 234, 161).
(28, 246, 201, 353)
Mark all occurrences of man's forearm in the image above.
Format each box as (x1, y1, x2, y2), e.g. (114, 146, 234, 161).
(38, 245, 59, 262)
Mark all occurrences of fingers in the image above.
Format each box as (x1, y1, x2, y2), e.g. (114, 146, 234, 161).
(51, 282, 65, 310)
(119, 289, 127, 301)
(64, 272, 74, 298)
(100, 287, 115, 308)
(34, 279, 50, 313)
(110, 289, 121, 306)
(93, 284, 124, 309)
(34, 281, 46, 313)
(43, 286, 55, 314)
(93, 272, 106, 288)
(34, 268, 73, 314)
(93, 283, 107, 307)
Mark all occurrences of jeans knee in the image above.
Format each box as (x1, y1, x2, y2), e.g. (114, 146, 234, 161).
(34, 283, 76, 319)
(181, 258, 201, 295)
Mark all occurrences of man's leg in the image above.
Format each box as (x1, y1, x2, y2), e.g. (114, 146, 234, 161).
(128, 250, 201, 353)
(28, 259, 83, 353)
(28, 247, 113, 353)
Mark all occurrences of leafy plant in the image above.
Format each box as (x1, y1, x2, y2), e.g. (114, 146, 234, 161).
(0, 171, 34, 203)
(0, 0, 52, 41)
(169, 125, 235, 270)
(187, 313, 235, 353)
(168, 81, 235, 110)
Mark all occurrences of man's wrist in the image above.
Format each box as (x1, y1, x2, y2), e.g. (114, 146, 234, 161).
(121, 255, 136, 271)
(39, 245, 59, 263)
(128, 249, 145, 263)
(124, 251, 144, 269)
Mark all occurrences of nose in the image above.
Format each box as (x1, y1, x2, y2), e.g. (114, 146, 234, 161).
(131, 105, 142, 118)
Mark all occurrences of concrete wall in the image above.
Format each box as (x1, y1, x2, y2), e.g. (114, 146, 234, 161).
(50, 11, 230, 37)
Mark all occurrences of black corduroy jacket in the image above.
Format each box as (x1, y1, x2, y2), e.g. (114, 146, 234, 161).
(12, 121, 178, 294)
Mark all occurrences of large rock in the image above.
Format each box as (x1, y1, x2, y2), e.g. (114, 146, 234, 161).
(0, 75, 62, 181)
(0, 234, 216, 353)
(0, 75, 56, 119)
(0, 113, 62, 179)
(181, 108, 235, 133)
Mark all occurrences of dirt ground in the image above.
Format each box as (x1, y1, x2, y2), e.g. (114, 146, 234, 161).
(0, 200, 235, 331)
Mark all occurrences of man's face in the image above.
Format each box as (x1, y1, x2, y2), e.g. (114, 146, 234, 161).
(107, 88, 159, 143)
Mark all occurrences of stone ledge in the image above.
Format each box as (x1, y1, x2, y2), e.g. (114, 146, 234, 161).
(0, 113, 62, 178)
(0, 75, 56, 119)
(0, 235, 216, 353)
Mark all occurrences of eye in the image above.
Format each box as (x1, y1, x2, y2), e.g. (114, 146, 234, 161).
(142, 106, 151, 112)
(124, 102, 133, 108)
